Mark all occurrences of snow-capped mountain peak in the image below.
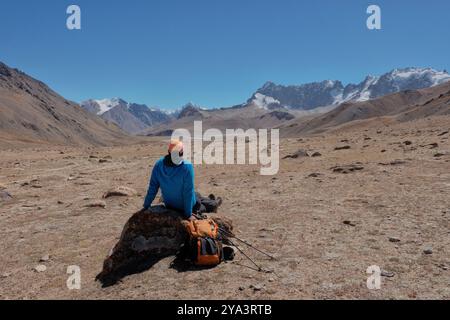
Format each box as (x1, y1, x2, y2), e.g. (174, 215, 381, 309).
(254, 67, 450, 110)
(80, 98, 173, 134)
(94, 98, 127, 115)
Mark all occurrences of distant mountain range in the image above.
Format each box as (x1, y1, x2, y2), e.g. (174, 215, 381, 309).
(81, 98, 173, 134)
(82, 67, 450, 134)
(254, 67, 450, 110)
(278, 80, 450, 136)
(2, 60, 449, 147)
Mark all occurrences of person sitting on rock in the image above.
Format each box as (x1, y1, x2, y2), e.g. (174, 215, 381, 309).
(143, 139, 222, 219)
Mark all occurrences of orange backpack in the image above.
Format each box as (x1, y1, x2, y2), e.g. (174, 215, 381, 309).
(185, 219, 223, 266)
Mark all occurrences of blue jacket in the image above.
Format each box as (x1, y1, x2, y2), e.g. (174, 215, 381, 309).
(143, 157, 196, 218)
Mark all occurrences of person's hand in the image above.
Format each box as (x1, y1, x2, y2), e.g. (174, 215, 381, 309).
(188, 215, 197, 221)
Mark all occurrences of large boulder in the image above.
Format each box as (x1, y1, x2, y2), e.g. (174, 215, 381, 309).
(96, 205, 233, 285)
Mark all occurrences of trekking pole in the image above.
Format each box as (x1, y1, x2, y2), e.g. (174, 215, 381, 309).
(219, 228, 277, 261)
(227, 239, 263, 272)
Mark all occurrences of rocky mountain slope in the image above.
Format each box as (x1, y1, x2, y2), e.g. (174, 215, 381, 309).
(255, 68, 450, 110)
(81, 98, 172, 134)
(142, 101, 298, 136)
(279, 81, 450, 136)
(0, 62, 132, 148)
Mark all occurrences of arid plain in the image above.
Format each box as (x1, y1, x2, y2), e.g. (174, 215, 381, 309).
(1, 116, 449, 299)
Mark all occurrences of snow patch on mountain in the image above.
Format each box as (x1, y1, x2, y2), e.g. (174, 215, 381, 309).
(94, 98, 125, 115)
(252, 93, 281, 109)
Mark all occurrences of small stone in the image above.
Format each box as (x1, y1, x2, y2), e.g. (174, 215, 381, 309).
(0, 191, 13, 201)
(103, 186, 138, 199)
(310, 152, 322, 157)
(238, 286, 245, 291)
(381, 270, 395, 278)
(403, 141, 412, 146)
(423, 247, 433, 255)
(250, 283, 265, 291)
(308, 173, 322, 178)
(39, 254, 50, 262)
(1, 272, 11, 278)
(85, 200, 107, 209)
(268, 277, 275, 282)
(343, 220, 356, 227)
(437, 264, 448, 271)
(34, 265, 47, 273)
(331, 164, 364, 174)
(389, 237, 401, 243)
(283, 149, 309, 159)
(334, 145, 351, 151)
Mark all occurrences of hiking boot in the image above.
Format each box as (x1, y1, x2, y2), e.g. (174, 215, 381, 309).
(223, 246, 235, 261)
(213, 197, 223, 213)
(208, 194, 216, 200)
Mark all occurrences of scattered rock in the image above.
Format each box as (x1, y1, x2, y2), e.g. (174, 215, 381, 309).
(343, 220, 356, 227)
(33, 265, 47, 273)
(437, 263, 448, 271)
(85, 200, 107, 208)
(334, 145, 351, 151)
(283, 149, 309, 159)
(250, 283, 265, 291)
(427, 143, 439, 149)
(0, 190, 13, 201)
(57, 200, 64, 205)
(381, 270, 395, 278)
(1, 272, 11, 278)
(89, 155, 98, 159)
(403, 141, 413, 146)
(434, 153, 446, 158)
(379, 160, 407, 166)
(238, 286, 245, 291)
(423, 247, 433, 255)
(99, 159, 110, 163)
(437, 131, 449, 137)
(331, 164, 364, 174)
(39, 254, 50, 262)
(308, 173, 323, 178)
(310, 152, 322, 157)
(381, 149, 387, 153)
(388, 237, 401, 243)
(103, 186, 138, 199)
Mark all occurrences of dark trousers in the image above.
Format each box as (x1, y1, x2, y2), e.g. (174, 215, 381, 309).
(193, 192, 220, 214)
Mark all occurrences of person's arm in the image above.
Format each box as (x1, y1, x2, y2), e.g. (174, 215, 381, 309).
(182, 164, 195, 218)
(143, 164, 160, 210)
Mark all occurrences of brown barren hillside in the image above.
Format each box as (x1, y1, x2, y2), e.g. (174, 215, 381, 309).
(0, 62, 133, 148)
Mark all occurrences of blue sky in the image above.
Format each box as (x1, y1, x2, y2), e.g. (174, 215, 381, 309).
(1, 0, 449, 110)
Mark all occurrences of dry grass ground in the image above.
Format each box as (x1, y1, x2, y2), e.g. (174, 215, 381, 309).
(0, 117, 449, 300)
